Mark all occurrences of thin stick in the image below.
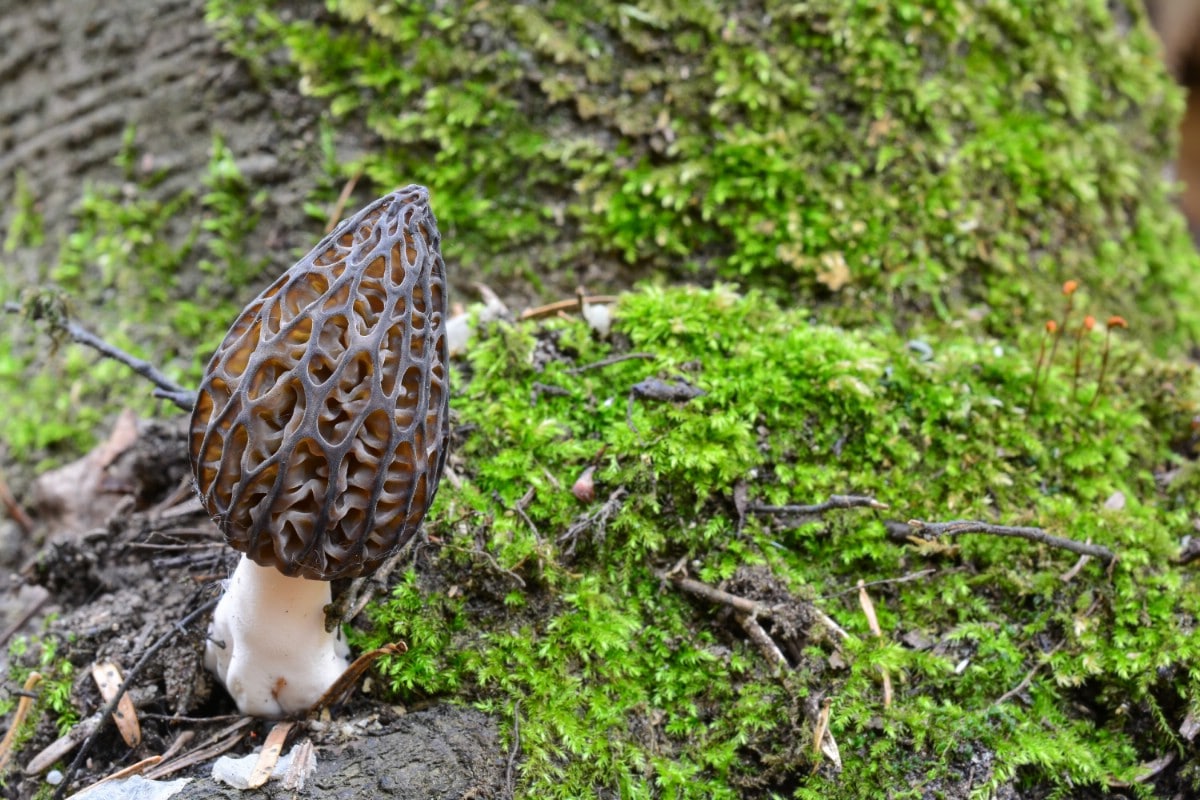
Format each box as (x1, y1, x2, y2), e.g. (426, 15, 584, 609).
(504, 701, 521, 800)
(993, 642, 1063, 707)
(905, 519, 1115, 563)
(441, 545, 527, 588)
(0, 672, 42, 771)
(663, 574, 849, 641)
(519, 296, 618, 321)
(1059, 550, 1091, 583)
(141, 717, 254, 780)
(337, 545, 414, 628)
(0, 469, 34, 537)
(306, 642, 407, 717)
(77, 755, 163, 792)
(565, 353, 656, 374)
(135, 713, 243, 724)
(0, 592, 50, 649)
(325, 168, 364, 234)
(737, 613, 788, 668)
(3, 301, 195, 411)
(53, 596, 219, 800)
(821, 569, 938, 599)
(750, 495, 889, 516)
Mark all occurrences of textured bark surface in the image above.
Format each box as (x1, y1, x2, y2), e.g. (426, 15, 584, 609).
(0, 0, 341, 288)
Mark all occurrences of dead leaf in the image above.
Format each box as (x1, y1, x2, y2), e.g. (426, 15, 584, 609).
(91, 662, 141, 748)
(816, 252, 850, 291)
(32, 410, 140, 538)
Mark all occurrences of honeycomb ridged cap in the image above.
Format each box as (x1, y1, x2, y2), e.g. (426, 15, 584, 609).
(188, 186, 450, 580)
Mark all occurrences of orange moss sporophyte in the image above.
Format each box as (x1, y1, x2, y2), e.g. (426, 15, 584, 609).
(1090, 315, 1129, 409)
(1030, 319, 1058, 410)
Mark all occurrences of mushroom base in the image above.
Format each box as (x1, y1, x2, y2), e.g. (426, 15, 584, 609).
(205, 555, 351, 718)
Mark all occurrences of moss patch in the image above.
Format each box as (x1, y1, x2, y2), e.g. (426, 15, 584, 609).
(207, 0, 1199, 348)
(344, 284, 1200, 798)
(4, 1, 1200, 797)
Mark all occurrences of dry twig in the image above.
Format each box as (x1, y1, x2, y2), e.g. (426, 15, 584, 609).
(325, 169, 364, 234)
(559, 488, 627, 556)
(750, 495, 889, 517)
(0, 592, 50, 650)
(662, 573, 850, 642)
(993, 641, 1064, 707)
(0, 672, 42, 772)
(737, 614, 788, 667)
(821, 569, 937, 599)
(330, 545, 413, 630)
(0, 468, 34, 537)
(504, 701, 521, 800)
(904, 519, 1115, 563)
(3, 301, 195, 411)
(142, 717, 254, 781)
(520, 296, 618, 321)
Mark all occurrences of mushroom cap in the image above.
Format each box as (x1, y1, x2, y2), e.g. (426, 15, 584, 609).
(189, 186, 450, 580)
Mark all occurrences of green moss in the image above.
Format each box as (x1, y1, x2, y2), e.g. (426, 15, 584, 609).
(340, 284, 1200, 798)
(3, 1, 1199, 795)
(207, 0, 1199, 350)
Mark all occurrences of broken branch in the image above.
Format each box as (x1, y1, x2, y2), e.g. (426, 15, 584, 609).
(3, 301, 196, 411)
(662, 573, 850, 642)
(904, 519, 1115, 563)
(750, 495, 889, 516)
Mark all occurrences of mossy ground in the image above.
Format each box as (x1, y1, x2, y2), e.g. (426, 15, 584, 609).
(4, 0, 1200, 797)
(342, 285, 1200, 798)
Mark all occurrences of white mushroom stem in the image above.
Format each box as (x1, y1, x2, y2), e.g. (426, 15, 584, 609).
(205, 555, 350, 718)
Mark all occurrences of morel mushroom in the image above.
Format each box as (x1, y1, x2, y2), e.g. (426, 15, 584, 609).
(189, 186, 449, 717)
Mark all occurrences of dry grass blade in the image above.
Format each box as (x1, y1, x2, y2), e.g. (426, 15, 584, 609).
(91, 662, 141, 748)
(809, 697, 841, 773)
(246, 721, 294, 789)
(69, 756, 163, 797)
(857, 581, 892, 708)
(141, 717, 254, 780)
(0, 672, 42, 772)
(519, 295, 618, 321)
(307, 641, 408, 716)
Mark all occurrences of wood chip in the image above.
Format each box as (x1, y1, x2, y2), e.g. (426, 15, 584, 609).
(281, 738, 316, 791)
(90, 662, 141, 748)
(24, 713, 101, 774)
(246, 721, 294, 789)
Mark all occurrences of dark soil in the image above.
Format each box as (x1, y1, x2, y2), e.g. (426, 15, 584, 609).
(2, 417, 506, 799)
